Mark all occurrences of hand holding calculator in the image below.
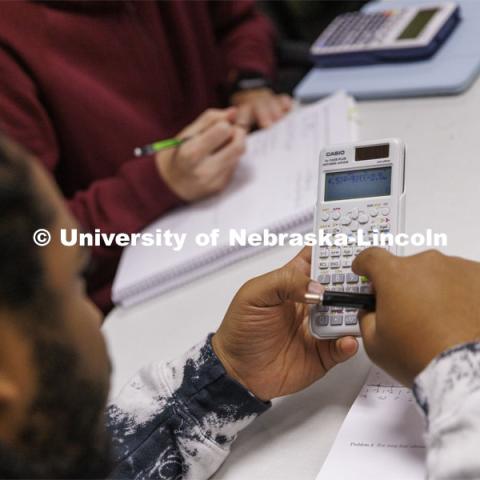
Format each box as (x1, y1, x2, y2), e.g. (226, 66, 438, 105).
(309, 138, 406, 339)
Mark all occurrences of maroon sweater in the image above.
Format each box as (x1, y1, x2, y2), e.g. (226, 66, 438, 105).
(0, 0, 275, 311)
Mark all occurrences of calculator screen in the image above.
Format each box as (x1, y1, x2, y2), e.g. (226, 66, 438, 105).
(325, 166, 392, 201)
(397, 8, 439, 40)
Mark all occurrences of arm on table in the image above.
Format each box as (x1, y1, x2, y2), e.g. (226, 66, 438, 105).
(106, 247, 358, 479)
(106, 336, 269, 480)
(413, 343, 480, 480)
(352, 248, 480, 479)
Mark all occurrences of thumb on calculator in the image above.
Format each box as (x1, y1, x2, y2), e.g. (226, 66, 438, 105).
(213, 247, 358, 402)
(242, 246, 319, 307)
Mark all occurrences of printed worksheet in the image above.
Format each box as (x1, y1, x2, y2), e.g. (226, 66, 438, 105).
(316, 367, 426, 480)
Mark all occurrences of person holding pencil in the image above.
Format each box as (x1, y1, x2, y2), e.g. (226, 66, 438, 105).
(0, 1, 292, 312)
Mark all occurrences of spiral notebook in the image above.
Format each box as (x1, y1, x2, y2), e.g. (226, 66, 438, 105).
(112, 92, 357, 307)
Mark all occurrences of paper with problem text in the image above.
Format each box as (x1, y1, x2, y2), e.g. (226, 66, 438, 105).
(316, 366, 425, 480)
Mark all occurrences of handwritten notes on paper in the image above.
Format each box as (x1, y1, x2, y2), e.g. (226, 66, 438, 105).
(316, 367, 426, 480)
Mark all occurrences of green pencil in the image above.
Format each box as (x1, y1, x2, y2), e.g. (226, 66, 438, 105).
(133, 136, 192, 157)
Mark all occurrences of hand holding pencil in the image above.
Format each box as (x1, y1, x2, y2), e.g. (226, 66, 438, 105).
(153, 108, 246, 202)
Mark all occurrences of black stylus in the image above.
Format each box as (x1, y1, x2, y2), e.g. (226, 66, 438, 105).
(304, 290, 376, 311)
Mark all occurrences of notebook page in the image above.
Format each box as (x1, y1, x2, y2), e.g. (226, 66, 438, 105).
(316, 366, 426, 480)
(113, 92, 355, 305)
(212, 91, 354, 228)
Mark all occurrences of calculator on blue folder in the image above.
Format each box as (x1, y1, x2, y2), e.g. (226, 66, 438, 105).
(311, 2, 460, 67)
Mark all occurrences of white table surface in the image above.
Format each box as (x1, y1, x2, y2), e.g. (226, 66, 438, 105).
(103, 78, 480, 480)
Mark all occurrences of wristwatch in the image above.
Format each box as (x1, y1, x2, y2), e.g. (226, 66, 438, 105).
(227, 70, 272, 96)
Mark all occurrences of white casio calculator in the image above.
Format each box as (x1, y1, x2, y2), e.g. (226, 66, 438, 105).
(311, 2, 460, 67)
(309, 138, 406, 339)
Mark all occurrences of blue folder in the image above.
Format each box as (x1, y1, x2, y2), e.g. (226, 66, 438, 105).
(294, 0, 480, 101)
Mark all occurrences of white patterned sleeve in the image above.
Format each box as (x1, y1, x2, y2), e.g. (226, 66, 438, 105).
(413, 342, 480, 480)
(106, 335, 270, 480)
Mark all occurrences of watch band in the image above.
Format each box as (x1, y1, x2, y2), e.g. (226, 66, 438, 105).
(228, 71, 272, 96)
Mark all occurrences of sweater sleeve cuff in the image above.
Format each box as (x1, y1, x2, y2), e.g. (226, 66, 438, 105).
(161, 335, 271, 448)
(413, 342, 480, 420)
(119, 156, 183, 216)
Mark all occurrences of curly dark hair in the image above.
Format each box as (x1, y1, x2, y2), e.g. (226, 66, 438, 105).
(0, 136, 113, 478)
(0, 134, 54, 311)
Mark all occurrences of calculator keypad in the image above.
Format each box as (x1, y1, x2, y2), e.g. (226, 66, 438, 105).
(312, 202, 392, 329)
(314, 10, 404, 49)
